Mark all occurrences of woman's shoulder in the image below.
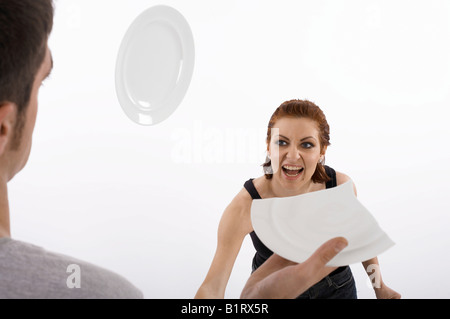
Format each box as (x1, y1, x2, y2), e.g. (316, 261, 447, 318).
(335, 170, 357, 196)
(225, 177, 267, 217)
(232, 185, 253, 208)
(225, 179, 257, 215)
(335, 171, 351, 185)
(219, 182, 256, 235)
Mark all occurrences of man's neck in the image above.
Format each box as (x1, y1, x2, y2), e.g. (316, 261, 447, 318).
(0, 179, 11, 238)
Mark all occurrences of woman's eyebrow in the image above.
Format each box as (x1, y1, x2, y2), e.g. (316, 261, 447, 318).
(275, 135, 317, 142)
(276, 134, 290, 141)
(300, 136, 317, 141)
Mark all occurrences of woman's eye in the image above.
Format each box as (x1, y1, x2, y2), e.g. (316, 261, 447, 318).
(301, 142, 314, 149)
(275, 140, 287, 146)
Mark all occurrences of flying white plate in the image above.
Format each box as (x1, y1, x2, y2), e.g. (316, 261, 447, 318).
(251, 181, 394, 267)
(115, 5, 195, 125)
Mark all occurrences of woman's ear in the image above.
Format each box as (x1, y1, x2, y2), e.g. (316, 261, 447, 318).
(0, 102, 16, 156)
(318, 145, 327, 164)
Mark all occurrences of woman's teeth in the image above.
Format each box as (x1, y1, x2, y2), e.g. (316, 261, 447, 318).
(282, 165, 304, 177)
(283, 165, 303, 170)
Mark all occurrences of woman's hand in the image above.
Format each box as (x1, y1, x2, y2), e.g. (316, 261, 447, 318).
(374, 284, 401, 299)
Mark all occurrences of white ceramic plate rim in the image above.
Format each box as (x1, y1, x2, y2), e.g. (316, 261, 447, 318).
(115, 5, 195, 125)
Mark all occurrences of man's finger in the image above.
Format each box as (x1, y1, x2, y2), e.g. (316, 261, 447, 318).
(309, 237, 348, 267)
(298, 237, 348, 286)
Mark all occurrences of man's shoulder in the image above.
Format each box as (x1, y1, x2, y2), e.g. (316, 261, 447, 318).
(0, 237, 143, 299)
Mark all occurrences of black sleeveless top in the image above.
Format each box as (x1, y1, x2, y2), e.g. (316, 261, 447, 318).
(244, 165, 341, 272)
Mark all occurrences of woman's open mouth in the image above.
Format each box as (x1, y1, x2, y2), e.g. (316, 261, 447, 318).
(281, 165, 304, 179)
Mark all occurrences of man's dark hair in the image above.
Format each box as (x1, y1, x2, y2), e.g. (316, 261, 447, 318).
(0, 0, 54, 146)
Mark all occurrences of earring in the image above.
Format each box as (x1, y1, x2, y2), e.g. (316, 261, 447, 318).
(263, 165, 273, 175)
(263, 154, 273, 174)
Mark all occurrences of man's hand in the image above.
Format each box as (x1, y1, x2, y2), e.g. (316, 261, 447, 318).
(240, 237, 348, 299)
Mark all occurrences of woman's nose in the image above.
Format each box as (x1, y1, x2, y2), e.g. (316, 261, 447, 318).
(286, 145, 301, 160)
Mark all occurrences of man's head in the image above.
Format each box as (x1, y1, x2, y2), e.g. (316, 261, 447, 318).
(0, 0, 54, 181)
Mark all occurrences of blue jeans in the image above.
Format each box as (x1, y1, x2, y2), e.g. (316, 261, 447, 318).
(297, 266, 357, 299)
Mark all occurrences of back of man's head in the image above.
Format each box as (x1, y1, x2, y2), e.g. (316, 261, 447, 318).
(0, 0, 54, 147)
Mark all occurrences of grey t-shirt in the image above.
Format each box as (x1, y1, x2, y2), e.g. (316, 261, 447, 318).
(0, 237, 143, 299)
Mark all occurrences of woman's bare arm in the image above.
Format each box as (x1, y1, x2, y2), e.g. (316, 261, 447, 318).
(195, 189, 253, 298)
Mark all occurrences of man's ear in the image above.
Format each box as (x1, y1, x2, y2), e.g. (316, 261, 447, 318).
(0, 102, 16, 156)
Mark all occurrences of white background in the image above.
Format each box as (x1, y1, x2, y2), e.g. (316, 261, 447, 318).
(8, 0, 450, 298)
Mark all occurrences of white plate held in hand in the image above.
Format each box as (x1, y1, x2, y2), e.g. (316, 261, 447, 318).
(251, 181, 395, 267)
(115, 5, 195, 125)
